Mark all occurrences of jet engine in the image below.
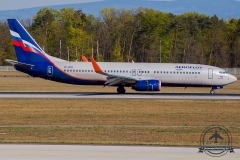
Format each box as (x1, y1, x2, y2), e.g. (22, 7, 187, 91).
(133, 80, 161, 91)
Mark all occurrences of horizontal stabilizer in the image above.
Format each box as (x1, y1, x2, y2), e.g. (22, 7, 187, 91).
(6, 59, 34, 69)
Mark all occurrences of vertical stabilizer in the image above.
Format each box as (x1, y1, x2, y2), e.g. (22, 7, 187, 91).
(7, 19, 49, 63)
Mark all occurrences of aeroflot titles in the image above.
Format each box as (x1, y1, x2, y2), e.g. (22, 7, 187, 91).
(175, 66, 202, 70)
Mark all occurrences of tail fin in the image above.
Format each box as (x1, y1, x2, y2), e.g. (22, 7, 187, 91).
(7, 19, 49, 64)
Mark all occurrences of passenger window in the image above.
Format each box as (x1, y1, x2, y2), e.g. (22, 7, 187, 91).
(70, 70, 72, 72)
(177, 72, 179, 74)
(126, 70, 128, 73)
(180, 72, 182, 74)
(183, 72, 185, 74)
(64, 70, 66, 72)
(76, 70, 78, 72)
(73, 70, 75, 72)
(170, 71, 172, 74)
(85, 70, 87, 72)
(198, 72, 200, 74)
(195, 72, 197, 74)
(186, 72, 188, 74)
(192, 72, 194, 74)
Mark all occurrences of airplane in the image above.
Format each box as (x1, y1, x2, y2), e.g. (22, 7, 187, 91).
(6, 19, 237, 94)
(209, 129, 223, 143)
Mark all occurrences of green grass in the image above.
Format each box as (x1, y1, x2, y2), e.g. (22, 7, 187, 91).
(0, 99, 239, 146)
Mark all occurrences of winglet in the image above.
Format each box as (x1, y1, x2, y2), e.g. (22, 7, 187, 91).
(90, 57, 104, 74)
(82, 55, 88, 62)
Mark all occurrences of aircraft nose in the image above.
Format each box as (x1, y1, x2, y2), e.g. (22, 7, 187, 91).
(230, 75, 237, 83)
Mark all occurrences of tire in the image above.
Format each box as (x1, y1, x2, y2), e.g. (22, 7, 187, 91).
(117, 87, 126, 94)
(210, 90, 215, 94)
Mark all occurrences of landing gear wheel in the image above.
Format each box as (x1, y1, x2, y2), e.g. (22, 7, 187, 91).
(210, 90, 215, 94)
(117, 86, 126, 94)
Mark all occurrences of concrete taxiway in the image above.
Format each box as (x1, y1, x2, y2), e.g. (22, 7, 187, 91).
(0, 144, 238, 160)
(0, 92, 240, 100)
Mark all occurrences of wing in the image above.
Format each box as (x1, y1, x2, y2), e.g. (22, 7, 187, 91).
(6, 59, 34, 69)
(90, 57, 138, 86)
(82, 55, 88, 62)
(217, 134, 223, 140)
(209, 135, 214, 140)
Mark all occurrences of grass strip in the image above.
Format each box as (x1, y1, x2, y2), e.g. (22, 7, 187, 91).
(0, 99, 239, 146)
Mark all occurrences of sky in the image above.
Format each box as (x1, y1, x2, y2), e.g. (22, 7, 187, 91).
(0, 0, 103, 10)
(0, 0, 239, 20)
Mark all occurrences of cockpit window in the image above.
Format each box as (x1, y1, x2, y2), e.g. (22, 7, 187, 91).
(219, 71, 228, 74)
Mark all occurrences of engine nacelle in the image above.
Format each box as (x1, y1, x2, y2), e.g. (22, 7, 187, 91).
(134, 80, 161, 91)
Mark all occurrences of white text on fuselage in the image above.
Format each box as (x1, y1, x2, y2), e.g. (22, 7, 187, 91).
(64, 66, 73, 68)
(175, 66, 202, 70)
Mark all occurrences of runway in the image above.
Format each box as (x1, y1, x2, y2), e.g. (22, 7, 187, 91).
(0, 92, 240, 100)
(0, 144, 238, 160)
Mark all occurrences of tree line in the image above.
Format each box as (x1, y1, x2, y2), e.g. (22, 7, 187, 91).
(0, 7, 240, 67)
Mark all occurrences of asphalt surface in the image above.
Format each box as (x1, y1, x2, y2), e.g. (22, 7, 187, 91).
(0, 92, 239, 100)
(0, 144, 238, 160)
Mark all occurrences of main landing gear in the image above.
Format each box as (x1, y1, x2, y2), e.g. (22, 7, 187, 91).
(117, 86, 126, 94)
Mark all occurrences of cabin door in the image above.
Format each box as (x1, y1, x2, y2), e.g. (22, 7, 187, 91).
(137, 69, 142, 76)
(47, 66, 53, 76)
(132, 69, 136, 76)
(208, 68, 213, 79)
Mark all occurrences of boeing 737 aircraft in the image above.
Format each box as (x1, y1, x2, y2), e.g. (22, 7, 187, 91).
(6, 19, 237, 94)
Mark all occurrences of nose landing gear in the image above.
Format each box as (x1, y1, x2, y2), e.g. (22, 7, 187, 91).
(210, 89, 215, 94)
(210, 86, 223, 94)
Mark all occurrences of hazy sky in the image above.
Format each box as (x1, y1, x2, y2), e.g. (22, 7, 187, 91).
(0, 0, 103, 10)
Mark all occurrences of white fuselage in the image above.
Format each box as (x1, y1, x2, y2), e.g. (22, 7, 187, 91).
(54, 61, 236, 87)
